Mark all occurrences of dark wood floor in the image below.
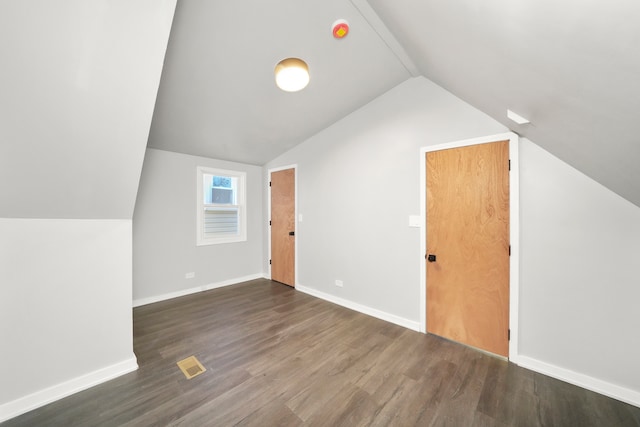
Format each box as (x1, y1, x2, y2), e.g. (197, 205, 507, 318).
(4, 279, 640, 426)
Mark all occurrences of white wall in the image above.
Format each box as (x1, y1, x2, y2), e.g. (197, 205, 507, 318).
(0, 219, 137, 421)
(265, 77, 507, 324)
(132, 149, 264, 305)
(0, 0, 177, 421)
(0, 0, 176, 219)
(265, 76, 640, 405)
(518, 139, 640, 402)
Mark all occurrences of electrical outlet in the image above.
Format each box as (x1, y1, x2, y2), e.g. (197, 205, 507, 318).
(335, 279, 343, 288)
(185, 272, 195, 279)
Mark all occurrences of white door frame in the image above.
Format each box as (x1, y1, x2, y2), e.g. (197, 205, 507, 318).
(419, 132, 520, 362)
(267, 164, 298, 286)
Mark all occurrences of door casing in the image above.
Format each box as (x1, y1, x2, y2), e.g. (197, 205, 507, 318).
(420, 133, 520, 361)
(268, 165, 297, 286)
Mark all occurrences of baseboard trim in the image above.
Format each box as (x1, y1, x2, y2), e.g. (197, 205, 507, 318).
(133, 273, 266, 307)
(517, 356, 640, 408)
(296, 285, 420, 332)
(0, 356, 138, 423)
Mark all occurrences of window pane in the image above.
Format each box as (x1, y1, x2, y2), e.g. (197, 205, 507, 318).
(212, 186, 233, 204)
(204, 174, 237, 205)
(213, 176, 232, 188)
(197, 166, 246, 245)
(203, 174, 214, 204)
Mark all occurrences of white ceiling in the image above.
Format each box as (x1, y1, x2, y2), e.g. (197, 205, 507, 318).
(148, 0, 411, 166)
(148, 0, 640, 207)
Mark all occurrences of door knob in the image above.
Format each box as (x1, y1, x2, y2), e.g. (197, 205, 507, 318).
(289, 231, 295, 236)
(427, 254, 436, 262)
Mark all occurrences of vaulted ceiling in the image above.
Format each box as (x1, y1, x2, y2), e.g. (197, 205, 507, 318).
(148, 0, 412, 166)
(149, 0, 640, 207)
(0, 0, 176, 219)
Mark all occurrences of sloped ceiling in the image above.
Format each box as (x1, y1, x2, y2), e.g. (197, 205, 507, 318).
(149, 0, 640, 207)
(0, 0, 177, 219)
(367, 0, 640, 207)
(147, 0, 412, 165)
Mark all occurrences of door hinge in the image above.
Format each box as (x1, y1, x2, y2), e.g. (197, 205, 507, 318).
(269, 220, 271, 226)
(509, 245, 511, 256)
(269, 259, 272, 265)
(508, 329, 511, 341)
(269, 181, 272, 187)
(509, 159, 511, 171)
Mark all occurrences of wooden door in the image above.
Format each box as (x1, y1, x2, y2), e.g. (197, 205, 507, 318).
(270, 168, 295, 287)
(426, 140, 510, 357)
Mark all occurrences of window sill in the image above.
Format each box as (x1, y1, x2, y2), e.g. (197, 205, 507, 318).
(197, 236, 247, 246)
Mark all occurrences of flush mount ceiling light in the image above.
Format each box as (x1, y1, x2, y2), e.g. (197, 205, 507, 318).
(275, 58, 309, 92)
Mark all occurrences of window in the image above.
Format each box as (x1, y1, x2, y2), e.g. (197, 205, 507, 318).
(197, 166, 246, 245)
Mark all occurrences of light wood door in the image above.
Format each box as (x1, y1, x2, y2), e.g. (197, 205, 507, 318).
(426, 140, 510, 357)
(270, 168, 295, 287)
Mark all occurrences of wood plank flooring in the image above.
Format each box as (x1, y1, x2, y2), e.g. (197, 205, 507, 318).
(4, 279, 640, 426)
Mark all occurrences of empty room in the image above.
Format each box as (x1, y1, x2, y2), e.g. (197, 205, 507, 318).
(1, 1, 639, 426)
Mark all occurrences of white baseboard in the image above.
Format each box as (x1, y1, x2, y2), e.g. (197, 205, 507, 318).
(0, 357, 138, 423)
(294, 286, 638, 408)
(295, 285, 420, 332)
(133, 273, 266, 307)
(517, 356, 640, 408)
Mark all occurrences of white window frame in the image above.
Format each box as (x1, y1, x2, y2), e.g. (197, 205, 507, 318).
(196, 166, 247, 246)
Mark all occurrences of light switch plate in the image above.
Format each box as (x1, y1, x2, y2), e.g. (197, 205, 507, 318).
(409, 215, 421, 228)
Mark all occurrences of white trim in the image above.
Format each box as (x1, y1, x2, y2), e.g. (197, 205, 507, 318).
(508, 136, 520, 363)
(296, 285, 420, 332)
(518, 356, 640, 408)
(419, 145, 427, 333)
(268, 164, 299, 173)
(132, 273, 265, 307)
(419, 132, 520, 361)
(348, 0, 420, 76)
(0, 357, 138, 423)
(196, 166, 247, 246)
(267, 165, 298, 286)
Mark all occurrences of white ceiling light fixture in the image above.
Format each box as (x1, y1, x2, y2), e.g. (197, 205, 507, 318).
(507, 109, 530, 125)
(275, 58, 310, 92)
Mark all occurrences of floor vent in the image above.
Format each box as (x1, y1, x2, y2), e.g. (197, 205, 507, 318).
(177, 356, 206, 379)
